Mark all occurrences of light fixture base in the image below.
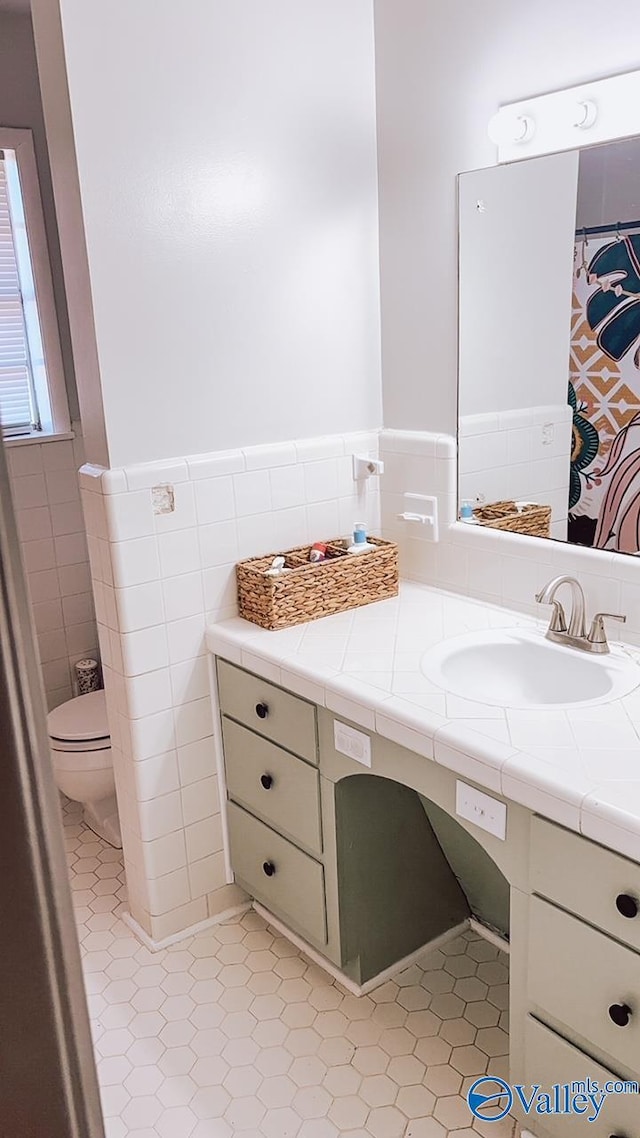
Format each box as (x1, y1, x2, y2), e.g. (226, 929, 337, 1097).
(488, 69, 640, 163)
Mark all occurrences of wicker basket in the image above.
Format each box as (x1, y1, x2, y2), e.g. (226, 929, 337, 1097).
(236, 537, 399, 630)
(472, 500, 551, 538)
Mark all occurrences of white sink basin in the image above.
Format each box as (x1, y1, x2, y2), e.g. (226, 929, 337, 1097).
(421, 628, 640, 710)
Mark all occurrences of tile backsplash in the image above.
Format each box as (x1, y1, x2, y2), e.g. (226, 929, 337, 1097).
(80, 430, 380, 941)
(7, 427, 98, 709)
(381, 428, 640, 647)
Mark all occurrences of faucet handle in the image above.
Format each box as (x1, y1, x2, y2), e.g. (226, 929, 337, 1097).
(535, 591, 568, 633)
(587, 612, 627, 645)
(547, 600, 567, 633)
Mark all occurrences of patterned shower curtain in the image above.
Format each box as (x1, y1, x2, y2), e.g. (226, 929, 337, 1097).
(569, 232, 640, 553)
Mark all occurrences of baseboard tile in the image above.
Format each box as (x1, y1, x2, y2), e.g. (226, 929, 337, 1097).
(253, 903, 470, 997)
(470, 915, 510, 954)
(121, 901, 507, 967)
(121, 900, 251, 952)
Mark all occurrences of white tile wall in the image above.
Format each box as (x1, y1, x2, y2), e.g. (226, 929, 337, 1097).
(459, 405, 573, 540)
(81, 431, 381, 941)
(380, 428, 640, 647)
(7, 427, 99, 709)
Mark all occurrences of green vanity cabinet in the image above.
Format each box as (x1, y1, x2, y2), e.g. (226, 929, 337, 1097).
(217, 658, 472, 986)
(513, 816, 640, 1135)
(226, 800, 328, 946)
(217, 659, 331, 954)
(222, 717, 323, 855)
(528, 895, 640, 1078)
(215, 655, 640, 1131)
(522, 1018, 640, 1138)
(217, 659, 318, 763)
(530, 814, 640, 954)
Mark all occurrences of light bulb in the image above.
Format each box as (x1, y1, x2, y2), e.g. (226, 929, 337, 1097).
(573, 100, 597, 129)
(488, 111, 535, 147)
(513, 115, 535, 142)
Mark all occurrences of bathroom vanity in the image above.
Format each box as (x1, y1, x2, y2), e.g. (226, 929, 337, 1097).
(207, 72, 640, 1138)
(207, 583, 640, 1138)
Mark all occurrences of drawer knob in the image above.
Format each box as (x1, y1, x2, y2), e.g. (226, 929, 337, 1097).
(616, 893, 639, 919)
(260, 773, 273, 790)
(262, 861, 276, 877)
(255, 702, 269, 720)
(608, 1002, 632, 1027)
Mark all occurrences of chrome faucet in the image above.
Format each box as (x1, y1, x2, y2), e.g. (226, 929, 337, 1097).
(535, 575, 626, 654)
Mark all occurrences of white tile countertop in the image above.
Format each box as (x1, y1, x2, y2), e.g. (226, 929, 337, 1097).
(206, 581, 640, 864)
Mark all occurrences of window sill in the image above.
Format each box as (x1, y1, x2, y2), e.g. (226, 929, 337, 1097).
(3, 429, 76, 449)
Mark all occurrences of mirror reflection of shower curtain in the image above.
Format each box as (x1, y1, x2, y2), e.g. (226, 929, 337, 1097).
(569, 231, 640, 553)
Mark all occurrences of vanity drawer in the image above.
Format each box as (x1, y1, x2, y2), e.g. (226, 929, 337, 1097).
(227, 801, 327, 945)
(529, 895, 640, 1077)
(531, 816, 640, 953)
(222, 717, 322, 855)
(523, 1016, 640, 1138)
(217, 659, 317, 764)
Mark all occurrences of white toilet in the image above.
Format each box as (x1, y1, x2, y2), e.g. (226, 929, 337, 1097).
(48, 690, 122, 848)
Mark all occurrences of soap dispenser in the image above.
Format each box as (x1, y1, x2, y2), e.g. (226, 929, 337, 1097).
(347, 523, 375, 554)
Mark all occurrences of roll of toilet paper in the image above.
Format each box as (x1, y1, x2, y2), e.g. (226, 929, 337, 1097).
(75, 658, 101, 695)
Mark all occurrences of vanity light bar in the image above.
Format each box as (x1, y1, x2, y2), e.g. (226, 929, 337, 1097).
(488, 69, 640, 163)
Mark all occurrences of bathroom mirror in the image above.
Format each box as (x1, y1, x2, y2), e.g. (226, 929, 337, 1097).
(458, 136, 640, 554)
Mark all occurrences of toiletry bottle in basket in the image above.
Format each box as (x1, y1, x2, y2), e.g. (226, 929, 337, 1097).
(347, 524, 375, 554)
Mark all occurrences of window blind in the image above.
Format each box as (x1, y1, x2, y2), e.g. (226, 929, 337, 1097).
(0, 153, 38, 435)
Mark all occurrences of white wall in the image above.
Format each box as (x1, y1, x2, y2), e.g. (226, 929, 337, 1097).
(374, 0, 640, 435)
(34, 0, 382, 470)
(0, 9, 78, 419)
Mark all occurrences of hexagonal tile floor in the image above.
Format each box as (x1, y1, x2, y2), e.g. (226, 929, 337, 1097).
(63, 797, 519, 1138)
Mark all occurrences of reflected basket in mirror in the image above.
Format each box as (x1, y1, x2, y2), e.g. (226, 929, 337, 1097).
(472, 500, 551, 538)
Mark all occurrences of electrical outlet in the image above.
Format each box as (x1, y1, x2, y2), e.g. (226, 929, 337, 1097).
(334, 720, 372, 768)
(456, 780, 507, 840)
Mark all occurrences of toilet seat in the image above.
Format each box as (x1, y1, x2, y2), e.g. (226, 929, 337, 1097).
(49, 735, 110, 754)
(48, 689, 109, 747)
